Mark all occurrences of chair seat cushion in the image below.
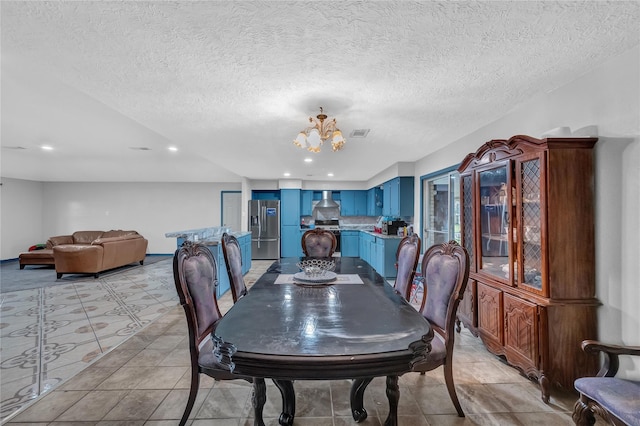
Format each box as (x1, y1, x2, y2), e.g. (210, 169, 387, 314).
(574, 377, 640, 425)
(411, 334, 446, 372)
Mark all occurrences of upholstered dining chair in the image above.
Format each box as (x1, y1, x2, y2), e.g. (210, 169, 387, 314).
(412, 240, 470, 417)
(173, 241, 293, 425)
(172, 241, 248, 425)
(392, 233, 421, 301)
(301, 228, 337, 257)
(572, 340, 640, 426)
(221, 232, 248, 303)
(350, 240, 470, 421)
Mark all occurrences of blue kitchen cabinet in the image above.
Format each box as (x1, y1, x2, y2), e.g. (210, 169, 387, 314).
(382, 177, 414, 217)
(300, 190, 313, 216)
(382, 181, 393, 216)
(341, 230, 360, 257)
(354, 191, 367, 215)
(367, 187, 383, 216)
(280, 189, 301, 226)
(340, 190, 368, 216)
(237, 233, 252, 274)
(340, 191, 355, 216)
(281, 225, 303, 257)
(357, 232, 401, 278)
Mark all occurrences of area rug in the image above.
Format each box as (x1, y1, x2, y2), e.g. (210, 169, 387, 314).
(0, 254, 172, 293)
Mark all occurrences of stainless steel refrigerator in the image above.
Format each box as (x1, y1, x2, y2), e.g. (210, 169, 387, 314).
(249, 200, 280, 259)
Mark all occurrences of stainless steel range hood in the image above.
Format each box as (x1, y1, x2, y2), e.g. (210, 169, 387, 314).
(316, 191, 339, 208)
(312, 191, 340, 220)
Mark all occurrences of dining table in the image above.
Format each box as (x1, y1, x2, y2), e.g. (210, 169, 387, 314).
(212, 256, 433, 426)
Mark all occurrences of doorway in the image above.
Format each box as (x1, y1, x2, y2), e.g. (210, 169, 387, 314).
(221, 191, 242, 232)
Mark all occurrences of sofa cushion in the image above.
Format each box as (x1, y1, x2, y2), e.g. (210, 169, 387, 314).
(101, 230, 139, 238)
(92, 233, 143, 245)
(72, 231, 104, 244)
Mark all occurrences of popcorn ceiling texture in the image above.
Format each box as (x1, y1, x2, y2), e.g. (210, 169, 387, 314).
(1, 1, 638, 182)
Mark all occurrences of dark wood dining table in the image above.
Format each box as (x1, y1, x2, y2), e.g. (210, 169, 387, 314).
(212, 256, 433, 426)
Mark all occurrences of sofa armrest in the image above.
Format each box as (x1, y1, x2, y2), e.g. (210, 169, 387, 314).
(53, 244, 103, 275)
(47, 235, 73, 248)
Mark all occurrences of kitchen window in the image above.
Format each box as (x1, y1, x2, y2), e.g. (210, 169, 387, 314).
(421, 167, 460, 250)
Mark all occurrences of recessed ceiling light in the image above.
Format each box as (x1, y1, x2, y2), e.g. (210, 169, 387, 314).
(283, 172, 291, 177)
(41, 145, 53, 151)
(327, 173, 334, 177)
(304, 158, 313, 163)
(168, 146, 178, 152)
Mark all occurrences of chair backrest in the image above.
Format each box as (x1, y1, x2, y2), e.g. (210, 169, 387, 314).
(419, 240, 470, 343)
(301, 229, 337, 257)
(221, 232, 247, 303)
(393, 234, 421, 301)
(173, 241, 222, 354)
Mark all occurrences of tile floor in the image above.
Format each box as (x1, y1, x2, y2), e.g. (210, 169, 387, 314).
(1, 258, 580, 425)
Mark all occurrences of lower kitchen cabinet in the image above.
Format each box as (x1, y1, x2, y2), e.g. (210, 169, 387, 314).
(358, 232, 401, 278)
(237, 233, 252, 274)
(281, 225, 303, 257)
(340, 230, 359, 257)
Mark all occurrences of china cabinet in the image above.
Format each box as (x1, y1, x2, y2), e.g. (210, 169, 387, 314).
(457, 135, 599, 402)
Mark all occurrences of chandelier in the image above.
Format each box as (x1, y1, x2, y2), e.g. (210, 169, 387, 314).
(293, 107, 346, 153)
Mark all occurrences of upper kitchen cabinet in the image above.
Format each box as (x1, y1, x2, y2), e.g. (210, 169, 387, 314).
(367, 187, 383, 216)
(300, 190, 313, 216)
(457, 135, 599, 403)
(280, 189, 301, 226)
(340, 190, 367, 216)
(382, 177, 414, 217)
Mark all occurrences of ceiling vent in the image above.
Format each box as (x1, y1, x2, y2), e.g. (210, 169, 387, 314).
(129, 147, 152, 151)
(3, 146, 27, 150)
(350, 129, 370, 138)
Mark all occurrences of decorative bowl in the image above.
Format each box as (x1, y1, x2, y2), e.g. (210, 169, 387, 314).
(296, 259, 336, 277)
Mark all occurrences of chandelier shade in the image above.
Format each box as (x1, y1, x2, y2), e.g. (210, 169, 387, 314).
(293, 107, 346, 153)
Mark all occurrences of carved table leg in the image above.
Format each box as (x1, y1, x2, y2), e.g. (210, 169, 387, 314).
(273, 379, 295, 426)
(383, 375, 399, 426)
(350, 377, 373, 422)
(252, 378, 266, 426)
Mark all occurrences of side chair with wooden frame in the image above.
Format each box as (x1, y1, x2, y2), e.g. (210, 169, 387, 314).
(301, 228, 337, 258)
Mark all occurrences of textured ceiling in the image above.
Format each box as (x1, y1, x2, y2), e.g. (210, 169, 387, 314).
(1, 1, 639, 183)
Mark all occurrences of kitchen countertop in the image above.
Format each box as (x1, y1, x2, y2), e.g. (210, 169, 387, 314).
(165, 227, 250, 245)
(359, 230, 405, 239)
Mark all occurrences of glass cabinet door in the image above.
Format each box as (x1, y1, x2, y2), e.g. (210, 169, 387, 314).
(518, 155, 544, 293)
(477, 164, 510, 281)
(461, 173, 475, 270)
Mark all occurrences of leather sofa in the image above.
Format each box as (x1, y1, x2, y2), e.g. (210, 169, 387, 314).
(48, 230, 148, 278)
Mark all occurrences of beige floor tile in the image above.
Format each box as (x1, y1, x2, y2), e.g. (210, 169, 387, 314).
(55, 390, 129, 422)
(95, 366, 158, 390)
(8, 390, 88, 423)
(100, 389, 169, 421)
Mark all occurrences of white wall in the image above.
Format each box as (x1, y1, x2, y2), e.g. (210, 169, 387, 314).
(0, 178, 45, 258)
(414, 46, 640, 376)
(0, 181, 241, 257)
